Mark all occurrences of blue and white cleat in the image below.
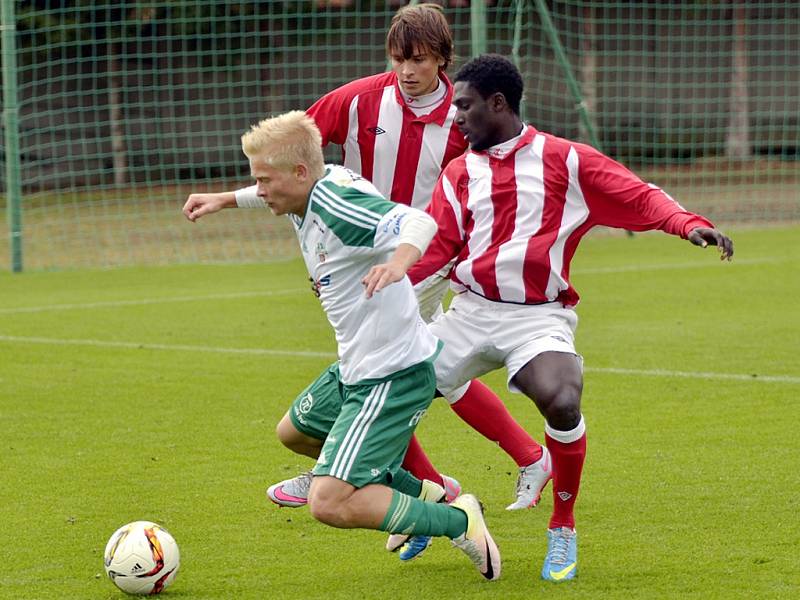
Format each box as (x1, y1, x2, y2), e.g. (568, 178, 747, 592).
(398, 535, 432, 561)
(541, 527, 577, 582)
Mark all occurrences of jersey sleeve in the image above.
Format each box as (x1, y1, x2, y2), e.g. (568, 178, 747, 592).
(307, 73, 396, 148)
(370, 204, 425, 254)
(577, 144, 714, 238)
(234, 185, 262, 208)
(313, 171, 397, 249)
(407, 168, 468, 285)
(307, 88, 352, 147)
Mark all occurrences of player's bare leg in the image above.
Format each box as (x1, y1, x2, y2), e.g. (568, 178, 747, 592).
(308, 476, 501, 580)
(276, 411, 323, 458)
(512, 351, 585, 582)
(308, 476, 391, 528)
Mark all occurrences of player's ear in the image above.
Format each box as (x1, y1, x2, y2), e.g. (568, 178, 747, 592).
(490, 92, 508, 113)
(294, 163, 309, 181)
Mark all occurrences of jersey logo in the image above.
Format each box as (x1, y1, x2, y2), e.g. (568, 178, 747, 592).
(315, 241, 328, 263)
(383, 212, 405, 235)
(312, 218, 327, 235)
(548, 563, 576, 581)
(367, 126, 386, 135)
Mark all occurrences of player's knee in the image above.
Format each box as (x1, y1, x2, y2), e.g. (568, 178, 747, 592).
(308, 495, 334, 525)
(308, 487, 351, 527)
(542, 384, 582, 431)
(275, 414, 301, 450)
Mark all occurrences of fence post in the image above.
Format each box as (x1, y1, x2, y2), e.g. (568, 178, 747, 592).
(2, 0, 23, 272)
(471, 0, 487, 56)
(727, 1, 751, 158)
(532, 0, 602, 152)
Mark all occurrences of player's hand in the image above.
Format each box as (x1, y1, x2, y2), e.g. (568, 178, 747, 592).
(362, 262, 407, 299)
(688, 227, 734, 261)
(182, 193, 234, 222)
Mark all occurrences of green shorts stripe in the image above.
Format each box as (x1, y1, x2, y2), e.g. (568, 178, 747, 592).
(307, 358, 436, 488)
(329, 380, 390, 481)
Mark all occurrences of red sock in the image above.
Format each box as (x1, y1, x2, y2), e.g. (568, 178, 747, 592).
(450, 379, 542, 467)
(401, 434, 444, 486)
(546, 420, 587, 530)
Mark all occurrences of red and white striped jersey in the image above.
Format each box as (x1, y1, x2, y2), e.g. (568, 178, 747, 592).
(307, 71, 467, 210)
(408, 126, 714, 307)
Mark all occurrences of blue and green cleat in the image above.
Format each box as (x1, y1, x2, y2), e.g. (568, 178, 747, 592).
(541, 527, 577, 582)
(398, 536, 432, 561)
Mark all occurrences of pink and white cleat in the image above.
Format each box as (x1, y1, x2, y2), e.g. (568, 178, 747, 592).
(266, 471, 313, 508)
(441, 473, 462, 503)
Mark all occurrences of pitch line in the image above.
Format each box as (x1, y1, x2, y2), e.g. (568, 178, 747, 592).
(0, 334, 797, 384)
(572, 256, 780, 275)
(0, 288, 308, 315)
(584, 366, 799, 384)
(0, 257, 782, 315)
(0, 335, 335, 359)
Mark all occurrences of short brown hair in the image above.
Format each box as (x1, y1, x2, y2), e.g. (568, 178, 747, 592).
(386, 3, 453, 71)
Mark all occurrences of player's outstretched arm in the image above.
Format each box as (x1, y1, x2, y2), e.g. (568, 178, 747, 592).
(687, 227, 734, 261)
(182, 192, 238, 222)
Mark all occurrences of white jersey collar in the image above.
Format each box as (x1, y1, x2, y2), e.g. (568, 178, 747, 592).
(399, 77, 447, 117)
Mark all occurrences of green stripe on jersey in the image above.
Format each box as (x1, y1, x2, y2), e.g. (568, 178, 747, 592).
(311, 181, 396, 248)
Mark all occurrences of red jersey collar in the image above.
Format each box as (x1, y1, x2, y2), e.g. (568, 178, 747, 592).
(392, 71, 454, 126)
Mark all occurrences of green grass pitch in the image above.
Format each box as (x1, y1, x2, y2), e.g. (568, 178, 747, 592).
(1, 225, 798, 599)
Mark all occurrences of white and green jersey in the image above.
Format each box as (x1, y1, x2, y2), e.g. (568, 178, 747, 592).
(290, 165, 438, 384)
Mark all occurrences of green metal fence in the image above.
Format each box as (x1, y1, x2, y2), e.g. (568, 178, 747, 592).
(2, 1, 798, 271)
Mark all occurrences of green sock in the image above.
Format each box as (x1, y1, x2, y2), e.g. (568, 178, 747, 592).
(379, 490, 468, 539)
(389, 468, 423, 498)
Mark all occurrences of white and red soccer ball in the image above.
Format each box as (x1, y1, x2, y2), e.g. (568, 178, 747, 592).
(103, 521, 180, 595)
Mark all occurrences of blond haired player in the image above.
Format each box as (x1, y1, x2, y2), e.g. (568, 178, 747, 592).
(183, 111, 501, 580)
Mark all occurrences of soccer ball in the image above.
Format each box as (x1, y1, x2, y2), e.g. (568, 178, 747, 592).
(103, 521, 180, 595)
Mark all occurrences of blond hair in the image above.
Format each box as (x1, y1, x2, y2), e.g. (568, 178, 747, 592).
(241, 110, 325, 180)
(386, 3, 453, 71)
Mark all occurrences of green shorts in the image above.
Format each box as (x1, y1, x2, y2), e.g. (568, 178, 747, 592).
(289, 362, 343, 441)
(289, 359, 436, 488)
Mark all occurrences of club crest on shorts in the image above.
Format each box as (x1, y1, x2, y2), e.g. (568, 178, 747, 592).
(408, 409, 427, 427)
(298, 392, 314, 414)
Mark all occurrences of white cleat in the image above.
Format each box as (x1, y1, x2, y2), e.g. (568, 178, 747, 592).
(450, 494, 501, 581)
(506, 447, 553, 510)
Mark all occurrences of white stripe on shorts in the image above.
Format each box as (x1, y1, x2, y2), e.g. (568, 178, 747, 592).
(330, 381, 390, 481)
